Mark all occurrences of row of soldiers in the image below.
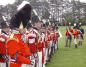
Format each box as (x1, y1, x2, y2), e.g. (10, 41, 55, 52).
(0, 1, 62, 67)
(0, 20, 60, 67)
(65, 22, 84, 48)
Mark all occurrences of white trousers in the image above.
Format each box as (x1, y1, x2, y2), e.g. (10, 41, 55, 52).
(21, 64, 35, 67)
(45, 48, 48, 63)
(78, 35, 83, 42)
(55, 41, 58, 50)
(74, 38, 78, 44)
(0, 63, 6, 67)
(43, 48, 46, 67)
(37, 51, 42, 67)
(21, 64, 29, 67)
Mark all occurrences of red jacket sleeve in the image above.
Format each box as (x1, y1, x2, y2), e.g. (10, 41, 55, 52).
(0, 41, 6, 55)
(17, 55, 30, 64)
(18, 41, 32, 57)
(6, 40, 20, 56)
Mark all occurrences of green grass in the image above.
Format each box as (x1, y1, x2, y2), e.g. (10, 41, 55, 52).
(46, 26, 86, 67)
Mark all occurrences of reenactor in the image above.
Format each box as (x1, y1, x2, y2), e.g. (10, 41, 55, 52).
(39, 23, 46, 67)
(6, 1, 34, 67)
(65, 23, 73, 47)
(44, 26, 50, 64)
(27, 18, 43, 67)
(73, 23, 80, 48)
(46, 26, 52, 62)
(0, 22, 10, 67)
(50, 26, 55, 55)
(78, 23, 84, 46)
(26, 23, 38, 67)
(54, 26, 60, 50)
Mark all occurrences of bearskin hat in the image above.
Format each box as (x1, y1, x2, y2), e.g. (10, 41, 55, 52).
(10, 1, 32, 29)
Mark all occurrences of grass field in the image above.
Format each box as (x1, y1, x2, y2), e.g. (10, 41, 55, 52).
(46, 26, 86, 67)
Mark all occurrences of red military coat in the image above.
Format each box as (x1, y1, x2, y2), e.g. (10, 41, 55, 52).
(6, 34, 32, 67)
(0, 41, 6, 62)
(0, 31, 9, 62)
(27, 29, 39, 54)
(73, 29, 79, 38)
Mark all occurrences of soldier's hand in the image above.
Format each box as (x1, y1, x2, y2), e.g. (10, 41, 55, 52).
(30, 60, 35, 65)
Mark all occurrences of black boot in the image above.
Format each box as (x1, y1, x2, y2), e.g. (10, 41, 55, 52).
(75, 44, 77, 48)
(78, 41, 80, 46)
(81, 42, 82, 46)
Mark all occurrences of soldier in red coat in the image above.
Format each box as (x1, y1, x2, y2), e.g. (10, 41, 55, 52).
(6, 38, 32, 67)
(26, 22, 39, 67)
(45, 26, 53, 62)
(8, 1, 33, 67)
(73, 23, 80, 48)
(0, 41, 6, 67)
(39, 24, 47, 67)
(65, 23, 73, 47)
(0, 22, 10, 67)
(27, 20, 45, 67)
(44, 27, 49, 64)
(54, 26, 60, 50)
(78, 23, 84, 46)
(9, 23, 33, 67)
(6, 27, 33, 67)
(50, 27, 55, 55)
